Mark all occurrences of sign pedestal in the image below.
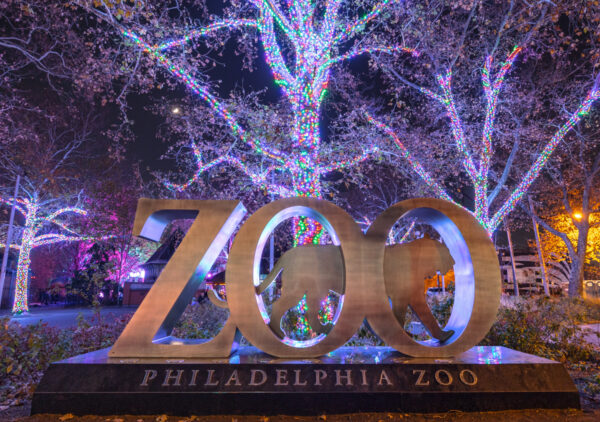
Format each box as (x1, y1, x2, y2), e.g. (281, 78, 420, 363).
(32, 346, 579, 415)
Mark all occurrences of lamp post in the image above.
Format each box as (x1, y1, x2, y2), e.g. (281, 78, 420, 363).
(528, 197, 550, 296)
(0, 175, 21, 309)
(505, 219, 519, 297)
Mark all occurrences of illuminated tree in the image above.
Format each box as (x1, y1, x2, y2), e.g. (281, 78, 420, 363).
(535, 211, 600, 292)
(0, 196, 95, 312)
(0, 1, 153, 309)
(368, 45, 599, 235)
(366, 1, 600, 235)
(0, 93, 111, 313)
(81, 166, 157, 287)
(526, 109, 600, 296)
(77, 0, 418, 244)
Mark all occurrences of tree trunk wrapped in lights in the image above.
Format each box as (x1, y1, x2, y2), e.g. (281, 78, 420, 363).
(112, 1, 417, 244)
(0, 195, 99, 313)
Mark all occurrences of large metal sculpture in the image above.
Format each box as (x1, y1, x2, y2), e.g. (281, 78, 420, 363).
(110, 197, 501, 358)
(33, 197, 581, 416)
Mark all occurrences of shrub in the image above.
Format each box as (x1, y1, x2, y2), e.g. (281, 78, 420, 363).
(0, 319, 67, 406)
(481, 296, 599, 363)
(0, 309, 131, 407)
(172, 301, 229, 339)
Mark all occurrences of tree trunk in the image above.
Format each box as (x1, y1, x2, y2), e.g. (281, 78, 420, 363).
(291, 102, 323, 246)
(12, 242, 32, 313)
(568, 255, 584, 297)
(568, 222, 589, 297)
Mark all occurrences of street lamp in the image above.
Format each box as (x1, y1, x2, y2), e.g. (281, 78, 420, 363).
(172, 107, 180, 114)
(573, 212, 583, 221)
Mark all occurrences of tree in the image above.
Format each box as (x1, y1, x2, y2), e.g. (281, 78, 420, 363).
(0, 98, 109, 312)
(75, 0, 421, 244)
(366, 1, 600, 235)
(527, 109, 600, 296)
(0, 1, 146, 310)
(82, 165, 156, 286)
(0, 194, 95, 312)
(69, 242, 116, 306)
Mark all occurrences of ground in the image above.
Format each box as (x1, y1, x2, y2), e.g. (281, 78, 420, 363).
(1, 306, 136, 329)
(1, 307, 598, 421)
(1, 406, 600, 422)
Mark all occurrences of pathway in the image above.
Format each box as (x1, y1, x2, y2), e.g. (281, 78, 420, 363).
(0, 306, 137, 329)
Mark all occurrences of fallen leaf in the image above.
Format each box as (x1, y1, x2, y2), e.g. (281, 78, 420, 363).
(156, 415, 169, 422)
(59, 414, 74, 421)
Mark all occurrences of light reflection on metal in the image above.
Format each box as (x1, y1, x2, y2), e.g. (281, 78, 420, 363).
(227, 199, 364, 357)
(110, 197, 501, 359)
(476, 345, 502, 364)
(365, 199, 501, 357)
(110, 199, 247, 358)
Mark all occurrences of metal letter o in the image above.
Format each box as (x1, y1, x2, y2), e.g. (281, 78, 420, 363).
(226, 198, 366, 358)
(365, 198, 501, 357)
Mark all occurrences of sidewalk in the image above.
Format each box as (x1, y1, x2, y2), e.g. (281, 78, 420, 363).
(0, 306, 137, 329)
(581, 321, 600, 350)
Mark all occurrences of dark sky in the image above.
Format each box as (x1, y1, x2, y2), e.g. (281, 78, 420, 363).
(126, 21, 375, 175)
(127, 37, 281, 173)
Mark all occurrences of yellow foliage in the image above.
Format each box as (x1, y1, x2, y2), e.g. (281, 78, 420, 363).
(424, 269, 455, 293)
(539, 213, 600, 265)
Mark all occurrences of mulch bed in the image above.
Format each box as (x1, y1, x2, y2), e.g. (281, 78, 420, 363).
(2, 408, 600, 422)
(2, 401, 600, 422)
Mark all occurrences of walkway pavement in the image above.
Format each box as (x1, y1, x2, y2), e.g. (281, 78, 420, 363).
(581, 321, 600, 350)
(0, 306, 137, 329)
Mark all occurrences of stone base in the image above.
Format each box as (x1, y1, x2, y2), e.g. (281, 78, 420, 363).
(31, 346, 579, 415)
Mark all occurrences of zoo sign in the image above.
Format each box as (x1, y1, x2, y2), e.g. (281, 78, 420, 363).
(110, 197, 500, 359)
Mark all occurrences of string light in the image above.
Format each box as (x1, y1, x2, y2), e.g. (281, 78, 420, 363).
(291, 294, 313, 339)
(318, 293, 337, 325)
(122, 1, 413, 338)
(489, 86, 600, 231)
(0, 196, 93, 313)
(156, 19, 257, 51)
(366, 113, 453, 203)
(124, 29, 285, 164)
(122, 1, 413, 246)
(370, 46, 600, 234)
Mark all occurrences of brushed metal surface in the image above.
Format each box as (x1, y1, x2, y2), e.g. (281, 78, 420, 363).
(226, 198, 365, 357)
(365, 198, 501, 357)
(384, 237, 455, 342)
(110, 199, 246, 358)
(256, 245, 344, 337)
(109, 197, 500, 359)
(256, 241, 454, 343)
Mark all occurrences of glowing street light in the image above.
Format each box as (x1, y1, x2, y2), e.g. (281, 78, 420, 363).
(573, 212, 583, 220)
(172, 107, 180, 114)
